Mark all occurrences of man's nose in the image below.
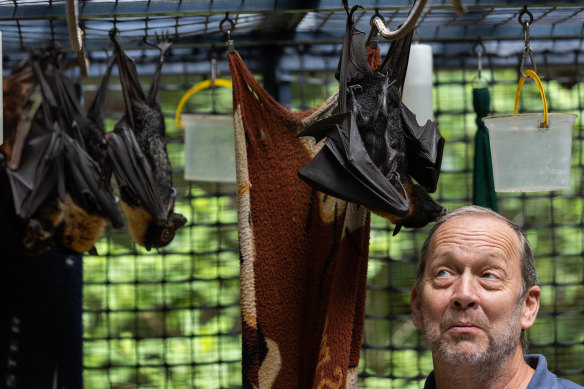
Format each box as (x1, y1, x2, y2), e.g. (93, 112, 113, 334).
(450, 273, 478, 310)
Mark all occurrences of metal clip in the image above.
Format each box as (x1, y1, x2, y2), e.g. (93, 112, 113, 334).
(220, 13, 235, 53)
(208, 47, 218, 85)
(366, 9, 383, 49)
(472, 38, 486, 80)
(518, 6, 536, 77)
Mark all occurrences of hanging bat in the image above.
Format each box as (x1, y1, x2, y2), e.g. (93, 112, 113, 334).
(49, 51, 125, 236)
(66, 53, 119, 173)
(298, 2, 445, 235)
(107, 29, 186, 251)
(5, 53, 123, 255)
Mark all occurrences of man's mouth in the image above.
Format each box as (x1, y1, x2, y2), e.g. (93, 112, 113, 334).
(448, 321, 481, 333)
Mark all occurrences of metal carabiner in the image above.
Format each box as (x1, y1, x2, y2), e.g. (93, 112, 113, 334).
(518, 7, 536, 77)
(220, 13, 236, 53)
(520, 46, 536, 77)
(472, 38, 486, 80)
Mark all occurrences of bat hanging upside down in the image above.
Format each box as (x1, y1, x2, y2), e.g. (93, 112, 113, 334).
(4, 51, 123, 255)
(298, 2, 446, 235)
(108, 29, 186, 250)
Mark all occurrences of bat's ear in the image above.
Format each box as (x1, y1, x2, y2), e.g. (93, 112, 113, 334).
(171, 213, 187, 229)
(392, 224, 402, 236)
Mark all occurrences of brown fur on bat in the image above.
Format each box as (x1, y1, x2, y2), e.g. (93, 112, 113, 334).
(4, 52, 122, 255)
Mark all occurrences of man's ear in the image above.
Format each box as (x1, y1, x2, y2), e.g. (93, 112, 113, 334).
(521, 285, 541, 330)
(411, 284, 423, 330)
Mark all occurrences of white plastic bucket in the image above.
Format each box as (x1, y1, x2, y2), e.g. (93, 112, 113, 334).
(175, 79, 235, 183)
(483, 113, 576, 192)
(483, 70, 577, 192)
(182, 114, 236, 183)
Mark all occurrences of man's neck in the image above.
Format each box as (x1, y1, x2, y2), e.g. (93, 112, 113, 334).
(432, 348, 535, 389)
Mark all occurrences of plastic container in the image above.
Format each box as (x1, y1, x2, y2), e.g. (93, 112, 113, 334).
(175, 79, 235, 183)
(483, 70, 577, 192)
(182, 114, 236, 183)
(402, 43, 433, 125)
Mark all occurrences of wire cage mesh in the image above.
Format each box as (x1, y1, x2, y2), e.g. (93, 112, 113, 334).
(1, 1, 584, 388)
(78, 47, 584, 388)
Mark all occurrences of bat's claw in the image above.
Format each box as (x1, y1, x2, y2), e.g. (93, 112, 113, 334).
(386, 172, 407, 199)
(347, 84, 363, 94)
(143, 31, 178, 56)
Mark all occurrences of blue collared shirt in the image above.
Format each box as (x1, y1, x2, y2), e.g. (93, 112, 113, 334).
(423, 354, 583, 388)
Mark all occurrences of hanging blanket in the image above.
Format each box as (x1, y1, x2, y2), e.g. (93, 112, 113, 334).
(229, 49, 372, 389)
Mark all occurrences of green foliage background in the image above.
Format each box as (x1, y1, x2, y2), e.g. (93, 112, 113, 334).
(82, 61, 584, 388)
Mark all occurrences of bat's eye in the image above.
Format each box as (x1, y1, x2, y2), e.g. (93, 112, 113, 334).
(160, 228, 174, 243)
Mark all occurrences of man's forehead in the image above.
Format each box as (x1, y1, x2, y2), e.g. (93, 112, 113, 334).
(427, 214, 522, 263)
(434, 213, 517, 237)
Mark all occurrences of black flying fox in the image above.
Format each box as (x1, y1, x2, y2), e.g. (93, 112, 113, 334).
(107, 29, 186, 250)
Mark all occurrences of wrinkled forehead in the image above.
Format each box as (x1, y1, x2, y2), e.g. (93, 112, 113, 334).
(427, 214, 522, 267)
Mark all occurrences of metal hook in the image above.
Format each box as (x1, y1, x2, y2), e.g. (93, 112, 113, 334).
(371, 0, 427, 41)
(369, 8, 384, 28)
(220, 12, 235, 53)
(518, 5, 534, 27)
(366, 9, 384, 48)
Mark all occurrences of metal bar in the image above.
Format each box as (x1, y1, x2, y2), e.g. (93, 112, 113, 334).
(2, 1, 583, 21)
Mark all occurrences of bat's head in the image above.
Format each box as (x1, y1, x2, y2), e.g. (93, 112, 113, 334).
(143, 212, 187, 251)
(376, 178, 447, 236)
(394, 181, 447, 235)
(121, 187, 187, 251)
(120, 198, 186, 251)
(21, 218, 57, 256)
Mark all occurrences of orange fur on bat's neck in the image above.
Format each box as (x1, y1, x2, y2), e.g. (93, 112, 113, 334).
(59, 194, 108, 253)
(120, 199, 152, 248)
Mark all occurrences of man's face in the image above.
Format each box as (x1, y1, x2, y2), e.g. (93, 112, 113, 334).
(411, 215, 538, 366)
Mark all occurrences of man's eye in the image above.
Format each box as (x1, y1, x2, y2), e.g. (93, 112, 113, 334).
(482, 272, 497, 279)
(437, 270, 451, 277)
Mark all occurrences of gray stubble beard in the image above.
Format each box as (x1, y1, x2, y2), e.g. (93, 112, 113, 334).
(421, 299, 523, 376)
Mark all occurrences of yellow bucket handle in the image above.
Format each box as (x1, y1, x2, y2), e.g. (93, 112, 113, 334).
(514, 69, 549, 128)
(175, 78, 233, 128)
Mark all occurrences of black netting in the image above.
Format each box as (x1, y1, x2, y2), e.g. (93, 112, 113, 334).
(359, 49, 584, 388)
(79, 46, 584, 388)
(0, 17, 580, 384)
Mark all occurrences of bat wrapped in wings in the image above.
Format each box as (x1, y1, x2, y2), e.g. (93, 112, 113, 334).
(4, 52, 123, 255)
(298, 1, 445, 234)
(107, 29, 186, 251)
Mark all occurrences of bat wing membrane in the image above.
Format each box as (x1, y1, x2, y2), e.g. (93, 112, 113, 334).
(400, 103, 445, 193)
(298, 112, 410, 216)
(107, 125, 167, 223)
